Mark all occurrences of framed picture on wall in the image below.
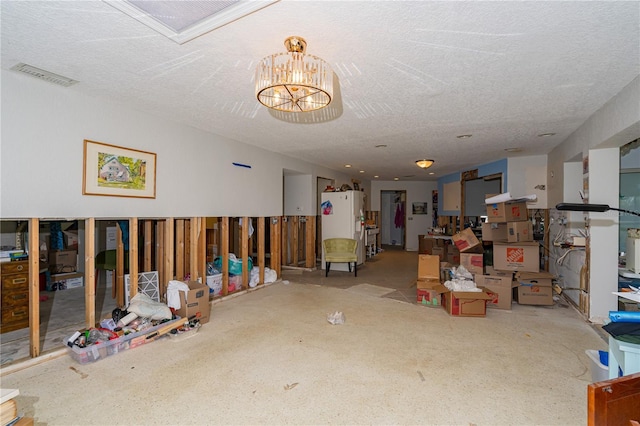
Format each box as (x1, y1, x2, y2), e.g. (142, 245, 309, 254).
(412, 202, 428, 215)
(83, 139, 157, 198)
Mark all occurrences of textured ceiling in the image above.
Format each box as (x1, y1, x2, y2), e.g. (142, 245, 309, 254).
(2, 1, 639, 181)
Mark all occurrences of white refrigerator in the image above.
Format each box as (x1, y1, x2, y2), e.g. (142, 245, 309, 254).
(321, 190, 366, 271)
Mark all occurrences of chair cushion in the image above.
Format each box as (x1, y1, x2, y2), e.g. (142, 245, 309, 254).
(325, 252, 357, 262)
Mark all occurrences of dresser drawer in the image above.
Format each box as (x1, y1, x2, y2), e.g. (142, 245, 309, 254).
(1, 273, 29, 290)
(1, 306, 29, 324)
(1, 261, 28, 275)
(2, 288, 29, 308)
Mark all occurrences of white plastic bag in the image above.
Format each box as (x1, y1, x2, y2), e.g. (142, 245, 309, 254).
(327, 311, 346, 325)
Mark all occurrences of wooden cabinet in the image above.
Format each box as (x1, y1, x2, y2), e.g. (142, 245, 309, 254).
(1, 260, 29, 333)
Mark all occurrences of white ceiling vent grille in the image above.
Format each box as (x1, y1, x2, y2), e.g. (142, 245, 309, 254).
(105, 0, 279, 45)
(10, 63, 78, 87)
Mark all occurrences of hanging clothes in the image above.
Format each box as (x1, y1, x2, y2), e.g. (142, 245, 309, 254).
(394, 203, 405, 228)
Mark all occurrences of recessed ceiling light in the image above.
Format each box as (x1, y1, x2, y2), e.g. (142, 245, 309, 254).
(504, 148, 522, 152)
(457, 134, 473, 139)
(537, 133, 556, 137)
(359, 170, 365, 173)
(375, 144, 387, 148)
(344, 164, 352, 168)
(393, 177, 399, 181)
(428, 172, 435, 175)
(374, 175, 379, 178)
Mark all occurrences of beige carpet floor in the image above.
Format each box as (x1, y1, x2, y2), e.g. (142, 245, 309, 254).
(1, 275, 607, 425)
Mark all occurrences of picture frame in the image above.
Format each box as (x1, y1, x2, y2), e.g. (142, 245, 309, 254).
(83, 139, 156, 199)
(412, 202, 428, 215)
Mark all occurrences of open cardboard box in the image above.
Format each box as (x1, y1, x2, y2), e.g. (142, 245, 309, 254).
(433, 284, 492, 317)
(417, 254, 442, 306)
(174, 281, 211, 324)
(451, 228, 483, 253)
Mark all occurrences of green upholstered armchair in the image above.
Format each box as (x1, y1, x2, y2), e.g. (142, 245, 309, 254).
(323, 238, 358, 277)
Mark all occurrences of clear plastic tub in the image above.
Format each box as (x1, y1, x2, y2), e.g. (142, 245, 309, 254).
(585, 349, 609, 382)
(66, 317, 180, 364)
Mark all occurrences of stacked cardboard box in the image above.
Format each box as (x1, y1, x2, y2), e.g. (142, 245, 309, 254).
(478, 197, 555, 307)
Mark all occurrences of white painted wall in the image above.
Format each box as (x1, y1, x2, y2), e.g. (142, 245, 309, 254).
(371, 180, 438, 251)
(547, 76, 640, 323)
(507, 155, 548, 209)
(0, 70, 356, 219)
(284, 174, 313, 216)
(588, 148, 620, 322)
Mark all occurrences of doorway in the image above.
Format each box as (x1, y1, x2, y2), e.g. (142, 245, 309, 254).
(380, 190, 406, 249)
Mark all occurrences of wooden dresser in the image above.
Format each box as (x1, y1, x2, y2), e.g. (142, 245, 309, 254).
(1, 260, 29, 333)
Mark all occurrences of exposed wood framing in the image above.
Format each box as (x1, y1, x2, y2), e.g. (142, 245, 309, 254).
(292, 216, 299, 266)
(144, 220, 152, 271)
(84, 218, 96, 329)
(157, 221, 165, 298)
(116, 224, 125, 308)
(176, 219, 185, 281)
(164, 218, 175, 298)
(221, 217, 230, 294)
(305, 216, 316, 268)
(28, 218, 40, 358)
(258, 217, 265, 285)
(129, 217, 139, 301)
(189, 217, 200, 282)
(185, 220, 191, 275)
(281, 217, 289, 266)
(198, 217, 206, 284)
(270, 217, 282, 277)
(241, 216, 249, 290)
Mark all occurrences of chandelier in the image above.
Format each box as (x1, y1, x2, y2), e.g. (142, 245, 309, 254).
(415, 159, 435, 169)
(255, 36, 333, 113)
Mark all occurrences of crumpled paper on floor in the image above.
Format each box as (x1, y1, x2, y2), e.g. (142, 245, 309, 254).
(327, 311, 346, 325)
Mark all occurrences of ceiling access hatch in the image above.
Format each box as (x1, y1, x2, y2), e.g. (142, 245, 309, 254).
(105, 0, 279, 44)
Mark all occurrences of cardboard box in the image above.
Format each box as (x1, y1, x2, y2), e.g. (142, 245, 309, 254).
(435, 285, 492, 317)
(431, 246, 447, 262)
(174, 281, 211, 324)
(507, 221, 533, 242)
(48, 272, 83, 291)
(63, 230, 79, 249)
(484, 266, 513, 278)
(418, 235, 434, 254)
(452, 228, 482, 253)
(49, 249, 77, 273)
(475, 274, 514, 310)
(447, 246, 460, 265)
(460, 253, 483, 275)
(481, 223, 508, 241)
(515, 272, 554, 305)
(417, 285, 441, 307)
(417, 254, 440, 289)
(486, 201, 529, 223)
(493, 242, 539, 272)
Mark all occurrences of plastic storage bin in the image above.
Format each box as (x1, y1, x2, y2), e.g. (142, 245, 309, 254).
(206, 273, 223, 295)
(66, 317, 180, 364)
(585, 349, 609, 382)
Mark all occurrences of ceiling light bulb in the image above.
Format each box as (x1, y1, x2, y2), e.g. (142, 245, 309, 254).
(344, 164, 352, 168)
(374, 175, 379, 178)
(415, 159, 434, 169)
(359, 170, 365, 173)
(393, 177, 399, 181)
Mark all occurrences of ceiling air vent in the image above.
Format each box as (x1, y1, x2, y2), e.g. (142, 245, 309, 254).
(10, 63, 78, 87)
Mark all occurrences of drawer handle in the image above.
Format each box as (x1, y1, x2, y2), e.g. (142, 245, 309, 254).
(12, 310, 27, 317)
(11, 294, 27, 301)
(12, 278, 27, 285)
(16, 265, 24, 271)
